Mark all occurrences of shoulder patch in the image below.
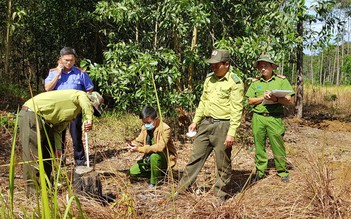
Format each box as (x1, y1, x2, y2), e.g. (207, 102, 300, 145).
(49, 68, 58, 72)
(207, 72, 214, 77)
(76, 67, 86, 72)
(247, 77, 260, 84)
(276, 74, 286, 79)
(231, 73, 241, 84)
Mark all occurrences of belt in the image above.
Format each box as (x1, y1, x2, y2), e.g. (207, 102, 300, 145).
(22, 105, 50, 126)
(205, 117, 230, 124)
(255, 112, 283, 117)
(21, 105, 33, 112)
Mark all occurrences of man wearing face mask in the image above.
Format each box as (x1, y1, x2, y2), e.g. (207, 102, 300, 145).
(127, 106, 177, 188)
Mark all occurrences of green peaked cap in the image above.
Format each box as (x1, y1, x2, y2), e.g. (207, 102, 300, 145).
(206, 49, 230, 63)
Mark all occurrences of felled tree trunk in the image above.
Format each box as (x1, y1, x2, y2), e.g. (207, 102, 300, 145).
(73, 166, 102, 198)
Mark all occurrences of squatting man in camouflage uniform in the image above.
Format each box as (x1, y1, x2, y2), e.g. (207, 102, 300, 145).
(245, 54, 295, 183)
(176, 49, 244, 201)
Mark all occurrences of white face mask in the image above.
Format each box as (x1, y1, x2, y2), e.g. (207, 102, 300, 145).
(144, 122, 155, 130)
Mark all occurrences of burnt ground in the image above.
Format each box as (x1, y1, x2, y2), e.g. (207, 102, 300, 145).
(1, 108, 351, 218)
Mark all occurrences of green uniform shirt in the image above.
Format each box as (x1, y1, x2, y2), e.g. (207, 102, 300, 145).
(193, 68, 244, 137)
(23, 89, 94, 149)
(245, 74, 295, 114)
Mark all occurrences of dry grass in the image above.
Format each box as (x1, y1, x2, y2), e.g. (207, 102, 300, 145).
(304, 84, 351, 119)
(1, 100, 351, 218)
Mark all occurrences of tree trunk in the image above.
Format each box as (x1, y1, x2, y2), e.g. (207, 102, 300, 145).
(332, 51, 337, 85)
(319, 51, 323, 86)
(348, 17, 350, 55)
(336, 45, 340, 85)
(173, 29, 182, 92)
(326, 58, 331, 84)
(153, 6, 159, 50)
(341, 24, 345, 83)
(188, 26, 197, 91)
(73, 166, 102, 199)
(281, 57, 284, 75)
(295, 18, 304, 118)
(310, 54, 313, 85)
(291, 62, 295, 85)
(4, 0, 12, 81)
(135, 21, 139, 43)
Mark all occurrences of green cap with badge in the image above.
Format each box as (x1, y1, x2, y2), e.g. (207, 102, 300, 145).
(206, 49, 231, 63)
(254, 54, 278, 69)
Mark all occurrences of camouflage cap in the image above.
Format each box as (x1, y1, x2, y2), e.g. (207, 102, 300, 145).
(254, 54, 278, 69)
(88, 91, 104, 116)
(206, 49, 231, 63)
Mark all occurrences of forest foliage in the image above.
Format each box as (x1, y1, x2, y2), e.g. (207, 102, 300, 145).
(0, 0, 350, 115)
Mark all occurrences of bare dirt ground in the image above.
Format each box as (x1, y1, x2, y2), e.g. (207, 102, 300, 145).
(1, 109, 351, 218)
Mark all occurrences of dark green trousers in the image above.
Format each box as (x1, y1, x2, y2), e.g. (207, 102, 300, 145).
(177, 119, 231, 199)
(129, 152, 167, 185)
(252, 113, 288, 178)
(18, 110, 55, 196)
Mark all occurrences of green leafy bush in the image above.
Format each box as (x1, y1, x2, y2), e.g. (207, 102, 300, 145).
(82, 42, 196, 116)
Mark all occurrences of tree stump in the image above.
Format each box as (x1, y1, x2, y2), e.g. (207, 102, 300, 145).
(73, 166, 102, 199)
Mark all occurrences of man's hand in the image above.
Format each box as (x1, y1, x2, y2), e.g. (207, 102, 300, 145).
(56, 61, 64, 76)
(224, 135, 235, 149)
(127, 141, 138, 152)
(188, 123, 197, 132)
(264, 90, 278, 102)
(84, 120, 93, 132)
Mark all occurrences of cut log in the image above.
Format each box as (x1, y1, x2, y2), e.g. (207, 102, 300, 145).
(73, 166, 102, 198)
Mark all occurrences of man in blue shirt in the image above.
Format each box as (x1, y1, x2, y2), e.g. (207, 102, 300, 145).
(44, 47, 94, 166)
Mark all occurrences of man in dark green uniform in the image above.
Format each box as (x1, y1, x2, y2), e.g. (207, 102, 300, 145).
(176, 49, 244, 200)
(19, 90, 104, 196)
(246, 54, 294, 183)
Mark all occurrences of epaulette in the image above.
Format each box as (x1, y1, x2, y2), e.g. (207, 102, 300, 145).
(76, 67, 86, 72)
(49, 68, 58, 72)
(276, 74, 286, 79)
(247, 77, 259, 83)
(252, 77, 260, 82)
(231, 72, 241, 84)
(207, 72, 214, 77)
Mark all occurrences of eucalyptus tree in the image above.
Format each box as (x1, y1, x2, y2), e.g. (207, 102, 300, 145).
(89, 0, 212, 114)
(3, 0, 12, 82)
(1, 0, 100, 90)
(304, 0, 347, 86)
(88, 0, 303, 116)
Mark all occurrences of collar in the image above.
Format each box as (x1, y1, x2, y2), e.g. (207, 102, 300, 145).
(214, 69, 231, 81)
(260, 73, 276, 82)
(63, 66, 76, 74)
